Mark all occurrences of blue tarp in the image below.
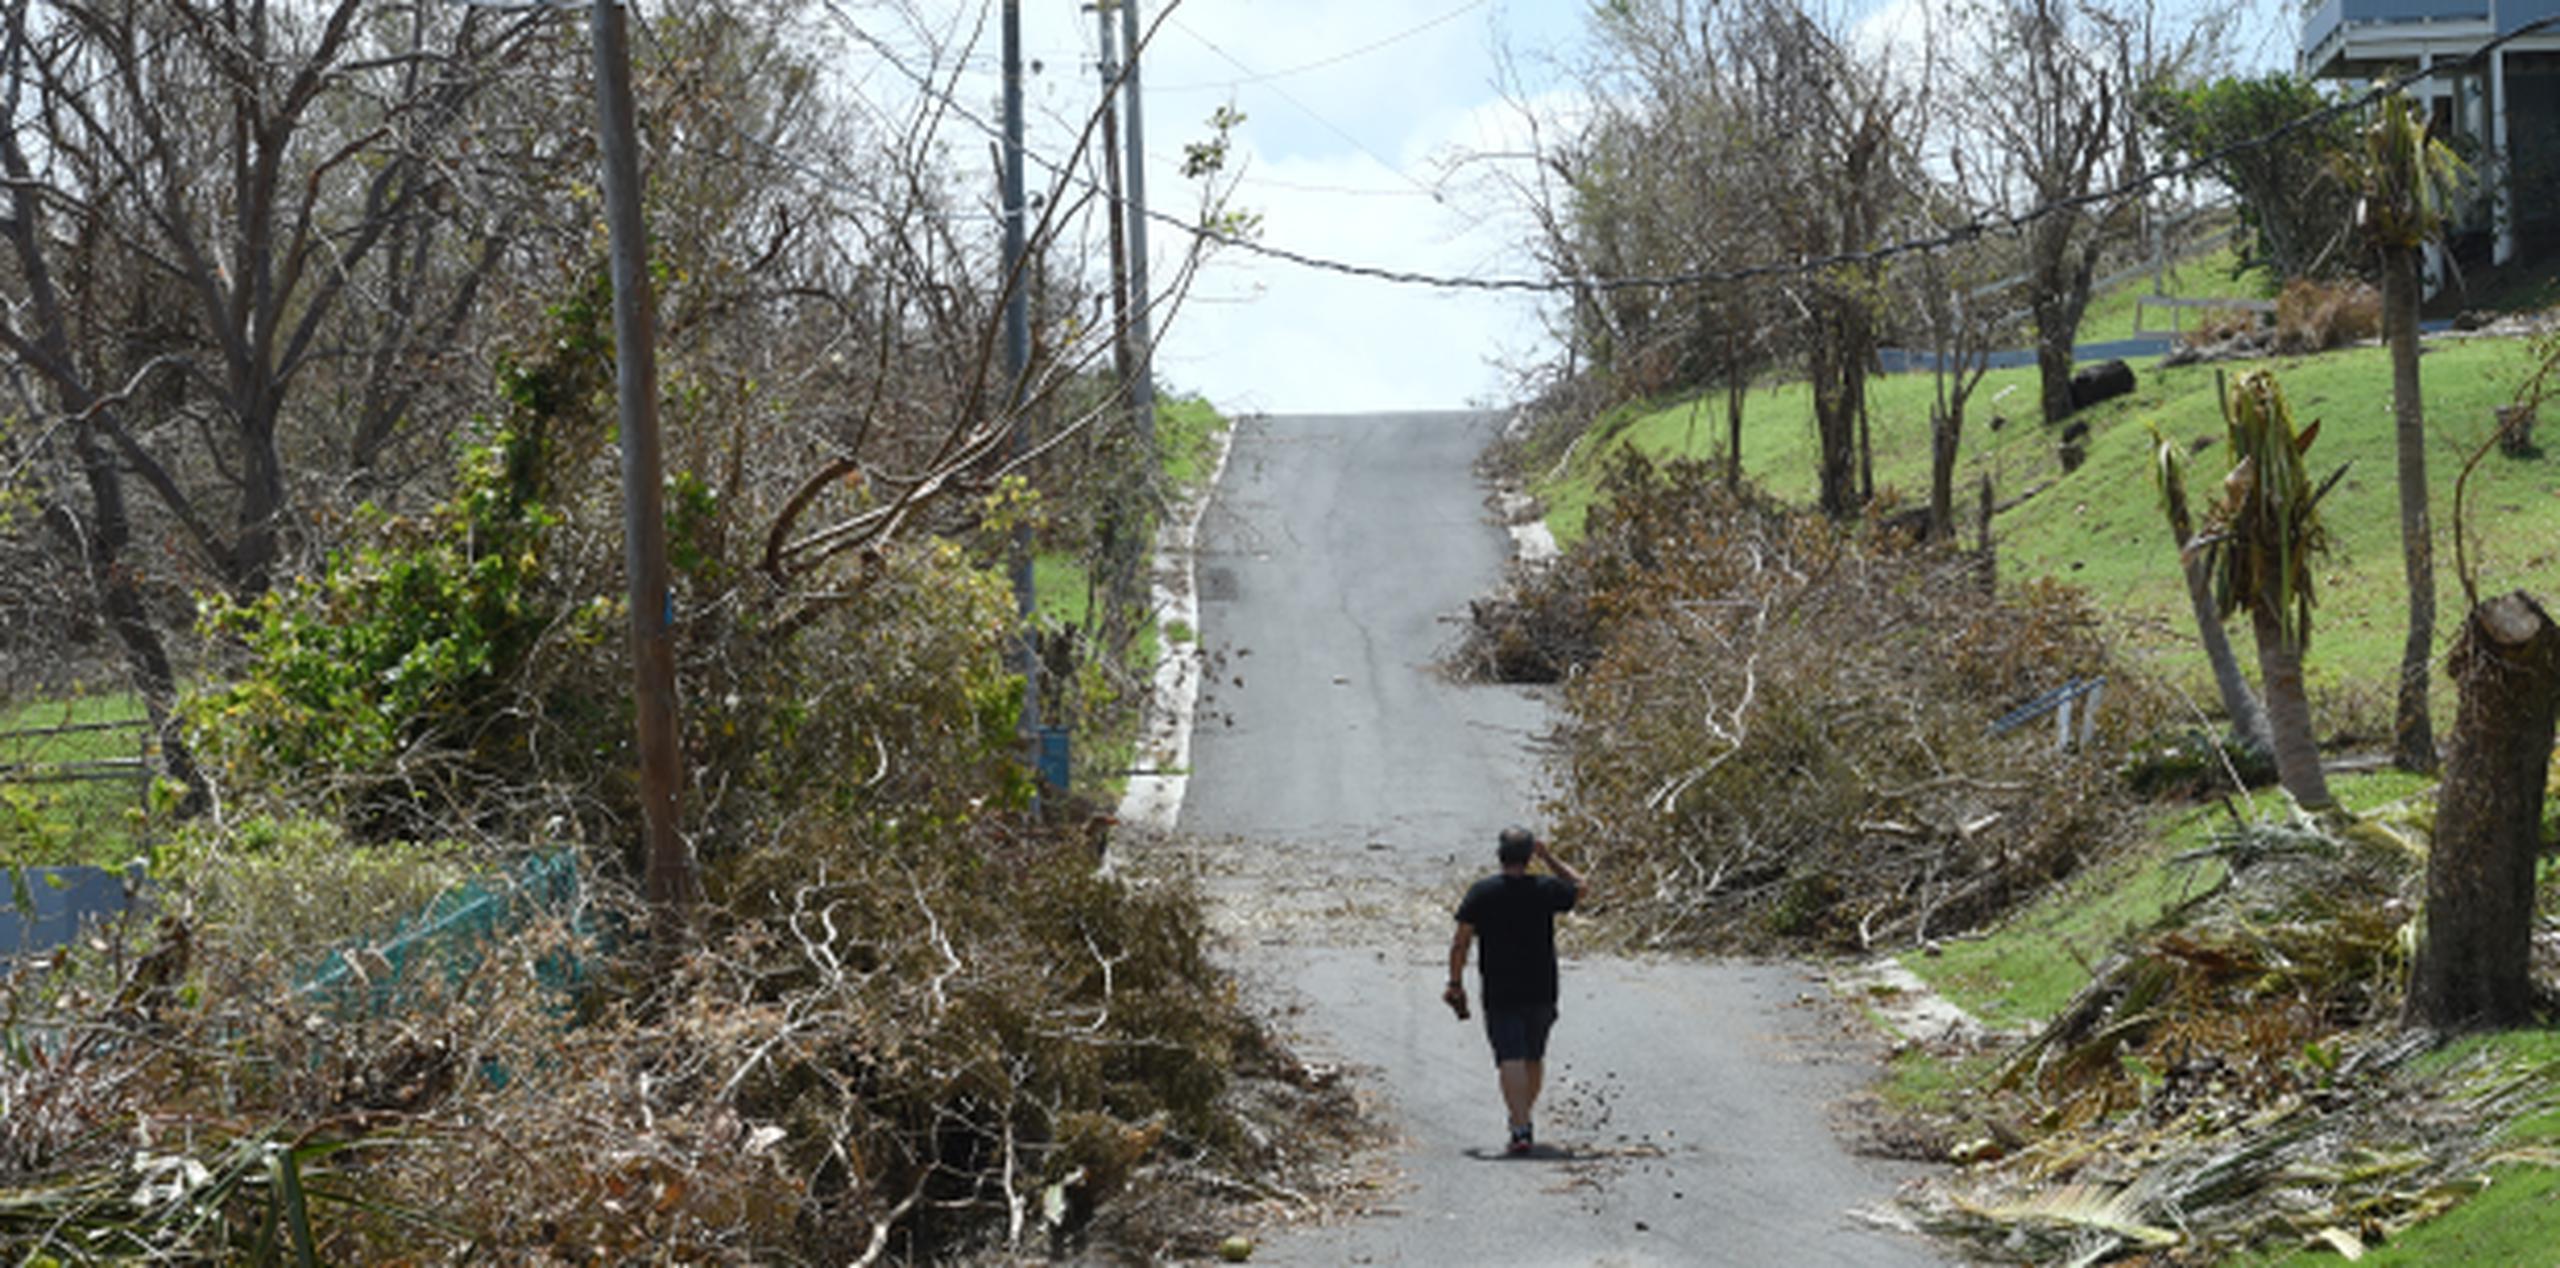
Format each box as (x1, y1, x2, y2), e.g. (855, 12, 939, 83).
(0, 866, 143, 964)
(302, 849, 585, 1014)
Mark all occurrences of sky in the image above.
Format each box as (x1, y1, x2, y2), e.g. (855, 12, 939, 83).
(870, 0, 2300, 418)
(859, 0, 1589, 417)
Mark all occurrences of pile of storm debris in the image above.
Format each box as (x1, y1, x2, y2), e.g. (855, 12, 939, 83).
(1467, 449, 2560, 1264)
(1462, 452, 2176, 955)
(1895, 803, 2560, 1264)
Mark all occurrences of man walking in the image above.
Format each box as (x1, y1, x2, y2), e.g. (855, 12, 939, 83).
(1445, 826, 1585, 1156)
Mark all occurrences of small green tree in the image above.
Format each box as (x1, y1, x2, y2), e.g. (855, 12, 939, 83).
(190, 283, 621, 836)
(190, 273, 1032, 855)
(2148, 74, 2359, 279)
(2191, 370, 2342, 811)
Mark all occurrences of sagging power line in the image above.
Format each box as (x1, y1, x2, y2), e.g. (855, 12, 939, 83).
(840, 5, 2557, 300)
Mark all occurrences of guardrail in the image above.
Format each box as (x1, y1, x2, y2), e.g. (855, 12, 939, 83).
(1991, 677, 2107, 752)
(0, 716, 153, 785)
(2134, 295, 2277, 337)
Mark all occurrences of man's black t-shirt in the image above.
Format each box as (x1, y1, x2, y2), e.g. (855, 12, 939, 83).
(1455, 873, 1578, 1008)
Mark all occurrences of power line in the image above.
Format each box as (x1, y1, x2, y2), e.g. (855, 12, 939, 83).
(1163, 13, 1450, 202)
(831, 2, 2557, 300)
(1155, 14, 2560, 294)
(1147, 0, 1490, 92)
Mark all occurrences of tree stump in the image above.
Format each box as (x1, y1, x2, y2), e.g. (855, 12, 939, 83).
(2496, 404, 2539, 459)
(2058, 421, 2091, 474)
(2404, 591, 2560, 1033)
(2067, 359, 2136, 411)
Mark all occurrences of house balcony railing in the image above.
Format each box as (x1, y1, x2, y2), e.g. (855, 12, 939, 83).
(2304, 0, 2560, 74)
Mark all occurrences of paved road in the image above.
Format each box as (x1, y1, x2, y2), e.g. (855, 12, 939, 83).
(1178, 410, 1942, 1266)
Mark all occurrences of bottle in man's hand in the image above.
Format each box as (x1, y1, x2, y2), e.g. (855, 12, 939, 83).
(1443, 981, 1470, 1020)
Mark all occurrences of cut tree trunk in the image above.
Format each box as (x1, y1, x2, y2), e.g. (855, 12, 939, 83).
(2404, 591, 2560, 1033)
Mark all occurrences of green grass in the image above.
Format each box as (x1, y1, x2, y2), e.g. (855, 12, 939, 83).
(1912, 823, 2229, 1029)
(1034, 553, 1093, 630)
(1, 693, 154, 867)
(1998, 339, 2553, 712)
(2229, 1134, 2560, 1267)
(1536, 335, 2556, 719)
(2264, 1164, 2560, 1266)
(2077, 242, 2276, 344)
(1027, 393, 1229, 799)
(1157, 393, 1229, 489)
(1880, 1042, 2007, 1113)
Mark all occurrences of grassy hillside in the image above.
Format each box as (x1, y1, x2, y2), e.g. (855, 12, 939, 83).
(1532, 326, 2560, 1260)
(1535, 335, 2556, 720)
(0, 692, 156, 866)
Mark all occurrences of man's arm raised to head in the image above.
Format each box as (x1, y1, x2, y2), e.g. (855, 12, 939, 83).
(1533, 837, 1585, 898)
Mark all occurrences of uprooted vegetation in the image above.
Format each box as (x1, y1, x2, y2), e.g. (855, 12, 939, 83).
(1465, 453, 2175, 953)
(1895, 802, 2560, 1264)
(1, 818, 1355, 1263)
(0, 288, 1335, 1263)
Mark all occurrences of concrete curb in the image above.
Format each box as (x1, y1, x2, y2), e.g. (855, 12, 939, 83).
(1116, 419, 1241, 834)
(1837, 956, 2000, 1046)
(1495, 488, 1557, 568)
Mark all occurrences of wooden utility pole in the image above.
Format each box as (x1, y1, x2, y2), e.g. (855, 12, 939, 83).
(1119, 0, 1156, 456)
(1095, 5, 1134, 418)
(590, 0, 688, 920)
(1001, 0, 1040, 785)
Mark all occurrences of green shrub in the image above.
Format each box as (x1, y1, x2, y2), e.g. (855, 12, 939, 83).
(170, 814, 474, 964)
(189, 281, 619, 836)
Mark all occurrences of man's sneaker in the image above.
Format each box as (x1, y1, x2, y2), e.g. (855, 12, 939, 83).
(1506, 1124, 1533, 1156)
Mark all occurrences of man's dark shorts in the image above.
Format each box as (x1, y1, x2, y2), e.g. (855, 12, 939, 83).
(1481, 1003, 1558, 1063)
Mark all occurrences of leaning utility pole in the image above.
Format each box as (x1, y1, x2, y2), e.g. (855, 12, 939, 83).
(1119, 0, 1156, 456)
(591, 0, 688, 921)
(1001, 0, 1040, 784)
(1095, 5, 1134, 415)
(1091, 2, 1145, 649)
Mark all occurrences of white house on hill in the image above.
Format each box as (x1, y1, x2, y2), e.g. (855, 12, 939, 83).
(2302, 0, 2560, 266)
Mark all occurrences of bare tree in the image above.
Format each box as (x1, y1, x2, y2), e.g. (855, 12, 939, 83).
(1899, 238, 2011, 543)
(1490, 0, 1795, 488)
(0, 0, 552, 797)
(1725, 4, 1906, 519)
(2, 0, 541, 594)
(1956, 0, 2222, 426)
(1521, 0, 1908, 518)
